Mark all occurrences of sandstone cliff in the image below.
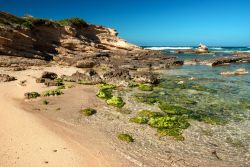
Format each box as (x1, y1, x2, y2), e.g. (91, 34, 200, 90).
(0, 11, 141, 66)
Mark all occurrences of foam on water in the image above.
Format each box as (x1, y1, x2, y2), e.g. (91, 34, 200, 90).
(145, 46, 192, 50)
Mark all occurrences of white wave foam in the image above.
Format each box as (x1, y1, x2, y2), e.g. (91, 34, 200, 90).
(145, 46, 192, 50)
(210, 47, 223, 50)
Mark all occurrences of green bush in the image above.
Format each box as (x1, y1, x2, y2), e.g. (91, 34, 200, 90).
(117, 133, 134, 142)
(56, 18, 88, 28)
(106, 96, 125, 108)
(25, 92, 40, 99)
(80, 108, 96, 116)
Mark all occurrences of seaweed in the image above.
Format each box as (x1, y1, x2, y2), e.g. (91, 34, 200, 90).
(106, 96, 125, 108)
(138, 84, 153, 91)
(117, 133, 134, 142)
(80, 108, 97, 116)
(158, 102, 192, 115)
(25, 92, 40, 99)
(44, 89, 63, 96)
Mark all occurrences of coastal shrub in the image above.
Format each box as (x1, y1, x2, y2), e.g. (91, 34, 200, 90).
(0, 12, 33, 29)
(106, 96, 125, 108)
(56, 18, 88, 28)
(80, 108, 96, 116)
(117, 133, 134, 142)
(130, 116, 148, 124)
(25, 92, 40, 99)
(44, 89, 63, 96)
(158, 102, 191, 115)
(138, 84, 153, 91)
(43, 100, 49, 105)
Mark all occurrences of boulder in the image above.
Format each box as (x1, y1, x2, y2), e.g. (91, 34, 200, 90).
(0, 74, 16, 82)
(41, 71, 58, 80)
(195, 43, 209, 54)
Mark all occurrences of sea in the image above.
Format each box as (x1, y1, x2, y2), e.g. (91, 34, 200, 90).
(142, 46, 250, 164)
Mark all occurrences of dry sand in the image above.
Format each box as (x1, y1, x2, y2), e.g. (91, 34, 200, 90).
(0, 66, 134, 167)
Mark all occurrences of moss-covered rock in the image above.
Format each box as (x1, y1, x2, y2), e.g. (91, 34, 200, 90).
(106, 96, 125, 108)
(117, 133, 134, 142)
(80, 108, 96, 116)
(138, 110, 163, 119)
(96, 88, 113, 99)
(148, 116, 190, 129)
(158, 102, 191, 115)
(130, 116, 148, 124)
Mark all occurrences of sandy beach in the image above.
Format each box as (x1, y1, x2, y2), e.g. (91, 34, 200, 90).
(0, 66, 136, 167)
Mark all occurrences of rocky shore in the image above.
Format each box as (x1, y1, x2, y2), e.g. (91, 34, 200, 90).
(1, 11, 249, 167)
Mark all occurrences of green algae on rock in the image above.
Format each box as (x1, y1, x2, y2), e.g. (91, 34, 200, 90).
(80, 108, 97, 116)
(106, 96, 125, 108)
(158, 102, 191, 115)
(138, 84, 153, 91)
(129, 116, 148, 124)
(117, 133, 134, 142)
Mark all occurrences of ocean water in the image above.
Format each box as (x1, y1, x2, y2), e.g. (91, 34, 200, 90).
(142, 46, 250, 164)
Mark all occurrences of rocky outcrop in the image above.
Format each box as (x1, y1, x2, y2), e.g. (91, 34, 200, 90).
(62, 70, 102, 84)
(200, 57, 242, 66)
(36, 71, 62, 86)
(233, 52, 250, 63)
(0, 74, 16, 82)
(195, 43, 209, 54)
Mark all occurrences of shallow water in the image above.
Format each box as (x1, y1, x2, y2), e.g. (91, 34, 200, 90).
(157, 52, 250, 164)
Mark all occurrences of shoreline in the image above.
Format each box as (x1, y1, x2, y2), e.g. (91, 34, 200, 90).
(1, 65, 248, 167)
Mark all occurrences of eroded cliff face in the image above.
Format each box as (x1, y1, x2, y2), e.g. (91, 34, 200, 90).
(0, 11, 141, 66)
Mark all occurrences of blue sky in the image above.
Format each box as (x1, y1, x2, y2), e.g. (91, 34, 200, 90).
(1, 0, 250, 46)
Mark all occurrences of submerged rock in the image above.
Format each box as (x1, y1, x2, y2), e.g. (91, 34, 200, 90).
(200, 57, 242, 66)
(221, 68, 249, 76)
